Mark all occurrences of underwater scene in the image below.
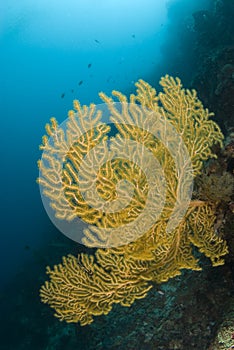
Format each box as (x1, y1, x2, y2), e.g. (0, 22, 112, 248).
(0, 0, 234, 349)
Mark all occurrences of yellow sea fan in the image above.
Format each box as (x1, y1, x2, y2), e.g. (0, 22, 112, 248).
(38, 76, 228, 325)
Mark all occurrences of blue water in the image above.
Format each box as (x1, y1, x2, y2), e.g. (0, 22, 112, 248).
(0, 0, 210, 285)
(4, 1, 231, 350)
(0, 0, 223, 349)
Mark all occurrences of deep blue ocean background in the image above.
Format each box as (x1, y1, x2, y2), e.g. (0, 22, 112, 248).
(1, 1, 234, 349)
(0, 0, 210, 287)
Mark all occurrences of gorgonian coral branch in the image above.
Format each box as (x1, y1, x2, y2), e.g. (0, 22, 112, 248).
(38, 76, 228, 325)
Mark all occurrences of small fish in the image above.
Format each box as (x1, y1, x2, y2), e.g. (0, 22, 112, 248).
(157, 290, 165, 296)
(88, 63, 92, 68)
(94, 39, 100, 44)
(78, 80, 83, 86)
(71, 89, 74, 93)
(61, 93, 65, 98)
(24, 245, 30, 250)
(132, 34, 135, 38)
(77, 258, 93, 275)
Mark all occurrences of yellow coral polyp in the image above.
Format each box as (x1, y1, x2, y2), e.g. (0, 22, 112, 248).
(38, 75, 228, 325)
